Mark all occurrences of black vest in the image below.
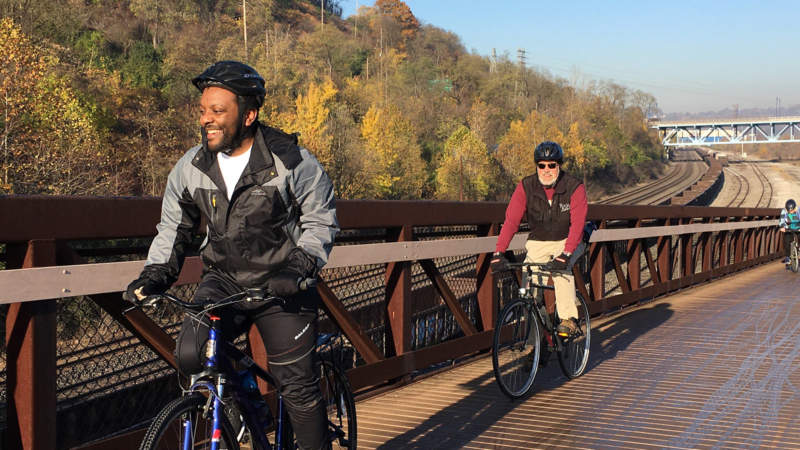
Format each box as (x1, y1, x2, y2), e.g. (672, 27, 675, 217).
(521, 171, 582, 241)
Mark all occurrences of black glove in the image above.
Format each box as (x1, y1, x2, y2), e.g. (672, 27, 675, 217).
(544, 252, 570, 272)
(123, 266, 173, 304)
(265, 270, 302, 298)
(490, 252, 510, 273)
(124, 277, 166, 304)
(286, 248, 318, 280)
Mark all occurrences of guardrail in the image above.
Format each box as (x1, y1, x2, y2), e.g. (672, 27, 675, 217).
(0, 196, 782, 449)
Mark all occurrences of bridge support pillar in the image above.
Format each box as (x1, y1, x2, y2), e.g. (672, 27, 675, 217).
(386, 226, 413, 356)
(5, 240, 57, 450)
(476, 223, 499, 331)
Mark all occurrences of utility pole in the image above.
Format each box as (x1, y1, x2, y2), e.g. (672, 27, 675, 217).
(242, 0, 248, 60)
(321, 0, 324, 31)
(354, 0, 358, 37)
(515, 48, 527, 101)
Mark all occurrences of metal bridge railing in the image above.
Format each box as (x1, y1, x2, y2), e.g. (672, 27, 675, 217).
(0, 196, 782, 449)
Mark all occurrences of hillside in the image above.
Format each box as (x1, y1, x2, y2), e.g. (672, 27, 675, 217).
(0, 0, 664, 200)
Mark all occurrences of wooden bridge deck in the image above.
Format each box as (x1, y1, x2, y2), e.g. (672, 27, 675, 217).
(355, 261, 800, 449)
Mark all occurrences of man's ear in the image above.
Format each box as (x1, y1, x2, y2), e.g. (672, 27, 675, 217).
(244, 108, 258, 127)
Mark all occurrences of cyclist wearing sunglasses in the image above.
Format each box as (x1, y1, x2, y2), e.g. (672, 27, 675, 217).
(490, 141, 588, 335)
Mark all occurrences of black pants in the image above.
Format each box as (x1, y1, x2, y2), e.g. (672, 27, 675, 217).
(175, 271, 328, 450)
(784, 231, 800, 258)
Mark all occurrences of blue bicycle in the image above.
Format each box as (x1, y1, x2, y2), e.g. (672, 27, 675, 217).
(130, 289, 357, 450)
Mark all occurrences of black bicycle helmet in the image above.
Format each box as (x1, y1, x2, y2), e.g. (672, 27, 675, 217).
(787, 199, 796, 211)
(192, 61, 266, 106)
(534, 141, 564, 163)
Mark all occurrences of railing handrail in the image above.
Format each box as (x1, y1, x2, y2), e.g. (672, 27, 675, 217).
(0, 216, 781, 303)
(0, 195, 780, 242)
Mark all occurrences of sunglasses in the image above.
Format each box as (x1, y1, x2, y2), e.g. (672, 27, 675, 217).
(537, 163, 558, 169)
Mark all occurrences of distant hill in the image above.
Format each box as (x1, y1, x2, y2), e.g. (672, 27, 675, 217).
(663, 104, 800, 121)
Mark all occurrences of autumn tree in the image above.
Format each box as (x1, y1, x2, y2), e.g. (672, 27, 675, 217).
(292, 78, 337, 166)
(495, 110, 565, 183)
(435, 125, 491, 200)
(0, 17, 47, 192)
(360, 103, 425, 198)
(374, 0, 420, 52)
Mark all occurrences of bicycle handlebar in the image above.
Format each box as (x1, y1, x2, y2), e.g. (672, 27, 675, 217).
(504, 261, 572, 275)
(124, 288, 290, 316)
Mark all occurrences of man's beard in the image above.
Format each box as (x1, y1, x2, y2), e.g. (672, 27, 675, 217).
(201, 115, 250, 155)
(538, 170, 559, 188)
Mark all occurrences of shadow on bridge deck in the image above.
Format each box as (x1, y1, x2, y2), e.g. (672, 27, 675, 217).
(355, 261, 800, 449)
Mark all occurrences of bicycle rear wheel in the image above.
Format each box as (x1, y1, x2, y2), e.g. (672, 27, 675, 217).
(320, 359, 357, 449)
(139, 393, 240, 450)
(492, 298, 540, 399)
(284, 359, 357, 449)
(557, 291, 591, 379)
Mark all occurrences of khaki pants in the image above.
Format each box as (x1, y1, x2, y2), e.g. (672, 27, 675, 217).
(524, 239, 578, 320)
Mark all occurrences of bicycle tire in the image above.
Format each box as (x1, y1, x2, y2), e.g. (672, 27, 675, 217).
(791, 242, 799, 273)
(284, 359, 358, 449)
(139, 393, 240, 450)
(492, 298, 540, 399)
(556, 291, 591, 379)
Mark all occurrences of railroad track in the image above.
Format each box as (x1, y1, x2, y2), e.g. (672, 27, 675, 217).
(722, 163, 773, 208)
(724, 166, 750, 207)
(598, 160, 707, 205)
(750, 163, 774, 208)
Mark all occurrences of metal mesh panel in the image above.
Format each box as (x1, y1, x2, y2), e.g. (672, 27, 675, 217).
(319, 264, 387, 365)
(55, 283, 196, 448)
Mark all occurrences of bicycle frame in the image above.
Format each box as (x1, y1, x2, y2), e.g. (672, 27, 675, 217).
(179, 306, 288, 450)
(515, 264, 568, 350)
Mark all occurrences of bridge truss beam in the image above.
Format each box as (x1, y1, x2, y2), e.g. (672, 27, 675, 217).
(652, 116, 800, 147)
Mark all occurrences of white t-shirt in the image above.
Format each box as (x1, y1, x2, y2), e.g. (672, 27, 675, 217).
(217, 147, 252, 200)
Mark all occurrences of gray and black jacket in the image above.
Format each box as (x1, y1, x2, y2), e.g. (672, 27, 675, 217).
(142, 123, 339, 289)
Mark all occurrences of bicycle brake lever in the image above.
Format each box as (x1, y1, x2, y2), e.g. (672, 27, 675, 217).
(299, 278, 317, 291)
(245, 287, 265, 303)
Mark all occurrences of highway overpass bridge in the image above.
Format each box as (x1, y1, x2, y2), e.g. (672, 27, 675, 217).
(0, 196, 789, 449)
(652, 116, 800, 147)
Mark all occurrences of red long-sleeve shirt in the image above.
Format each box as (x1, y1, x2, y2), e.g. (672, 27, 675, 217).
(495, 181, 588, 254)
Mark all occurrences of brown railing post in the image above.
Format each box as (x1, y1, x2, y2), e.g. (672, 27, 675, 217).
(657, 222, 672, 283)
(681, 219, 693, 277)
(476, 223, 499, 331)
(589, 221, 606, 301)
(734, 228, 744, 264)
(627, 220, 642, 291)
(5, 240, 57, 450)
(385, 225, 413, 356)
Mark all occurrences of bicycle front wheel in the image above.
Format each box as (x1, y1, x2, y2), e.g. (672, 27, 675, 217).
(557, 291, 591, 379)
(492, 299, 540, 399)
(791, 242, 799, 273)
(140, 393, 240, 450)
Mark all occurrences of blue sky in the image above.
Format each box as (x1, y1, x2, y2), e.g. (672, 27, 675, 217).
(340, 1, 800, 115)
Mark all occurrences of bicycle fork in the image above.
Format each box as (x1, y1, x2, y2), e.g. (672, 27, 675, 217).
(181, 314, 227, 450)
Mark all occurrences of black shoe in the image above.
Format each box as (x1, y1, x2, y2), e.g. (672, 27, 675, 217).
(557, 318, 579, 336)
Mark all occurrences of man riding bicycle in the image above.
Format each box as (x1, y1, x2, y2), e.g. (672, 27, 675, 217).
(779, 198, 800, 265)
(490, 141, 588, 336)
(123, 61, 338, 450)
